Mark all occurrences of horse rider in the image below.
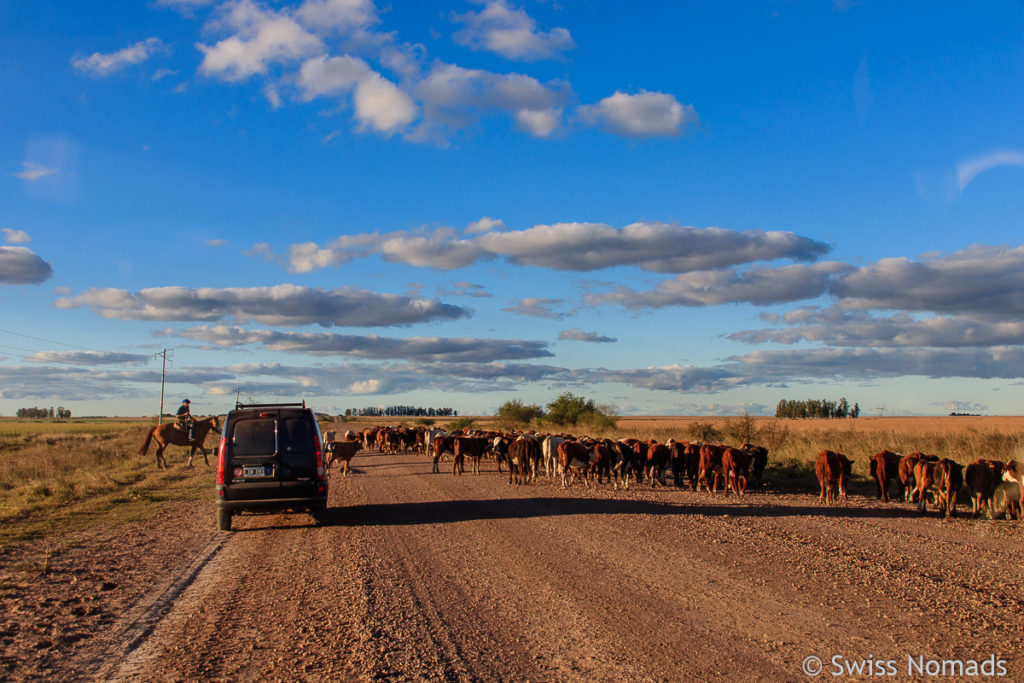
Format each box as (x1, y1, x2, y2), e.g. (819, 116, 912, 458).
(176, 399, 195, 440)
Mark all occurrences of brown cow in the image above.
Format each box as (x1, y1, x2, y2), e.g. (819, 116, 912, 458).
(815, 450, 852, 504)
(646, 442, 671, 487)
(898, 452, 939, 502)
(869, 450, 903, 502)
(965, 459, 1000, 518)
(914, 458, 963, 518)
(326, 440, 361, 477)
(722, 447, 752, 497)
(432, 435, 456, 474)
(1001, 460, 1024, 519)
(454, 437, 489, 475)
(740, 442, 769, 487)
(558, 440, 594, 488)
(508, 435, 541, 485)
(697, 444, 726, 493)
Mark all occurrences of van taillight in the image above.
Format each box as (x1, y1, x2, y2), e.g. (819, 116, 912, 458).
(314, 434, 325, 480)
(217, 437, 227, 486)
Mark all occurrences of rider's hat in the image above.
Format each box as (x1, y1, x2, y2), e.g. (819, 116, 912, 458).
(182, 398, 190, 403)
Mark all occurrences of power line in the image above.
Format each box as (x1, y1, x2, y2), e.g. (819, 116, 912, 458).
(0, 327, 116, 355)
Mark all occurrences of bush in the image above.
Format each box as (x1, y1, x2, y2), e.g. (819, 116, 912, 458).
(447, 417, 476, 432)
(543, 392, 616, 429)
(496, 399, 545, 428)
(687, 421, 722, 442)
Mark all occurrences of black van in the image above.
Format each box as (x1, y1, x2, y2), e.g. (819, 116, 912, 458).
(215, 402, 328, 531)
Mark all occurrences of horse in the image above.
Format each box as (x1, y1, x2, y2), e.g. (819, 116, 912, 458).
(139, 415, 221, 469)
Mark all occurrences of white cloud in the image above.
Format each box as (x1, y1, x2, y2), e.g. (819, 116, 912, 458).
(514, 107, 561, 137)
(587, 262, 851, 309)
(578, 90, 698, 138)
(165, 325, 553, 362)
(26, 351, 150, 366)
(297, 55, 417, 133)
(502, 297, 569, 319)
(412, 62, 569, 140)
(198, 0, 323, 82)
(54, 284, 469, 327)
(558, 328, 617, 343)
(452, 0, 574, 61)
(12, 162, 57, 181)
(0, 246, 54, 285)
(956, 150, 1024, 192)
(1, 229, 31, 244)
(295, 0, 378, 35)
(279, 221, 831, 274)
(729, 309, 1024, 348)
(71, 37, 167, 77)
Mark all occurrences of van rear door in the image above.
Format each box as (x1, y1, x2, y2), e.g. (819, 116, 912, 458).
(279, 415, 318, 498)
(225, 415, 280, 500)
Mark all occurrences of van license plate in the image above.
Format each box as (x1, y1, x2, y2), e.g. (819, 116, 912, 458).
(243, 465, 270, 478)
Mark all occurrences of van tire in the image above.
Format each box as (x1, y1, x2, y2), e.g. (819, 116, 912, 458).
(217, 507, 233, 531)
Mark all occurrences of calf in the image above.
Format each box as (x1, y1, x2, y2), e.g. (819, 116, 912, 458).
(558, 440, 594, 488)
(722, 447, 751, 497)
(898, 452, 939, 502)
(815, 450, 852, 504)
(432, 435, 456, 474)
(914, 458, 963, 518)
(965, 459, 999, 518)
(740, 443, 769, 487)
(869, 450, 903, 502)
(506, 436, 541, 484)
(454, 437, 489, 475)
(697, 444, 726, 493)
(1001, 460, 1024, 519)
(612, 439, 641, 490)
(542, 435, 565, 478)
(326, 440, 361, 477)
(646, 443, 671, 487)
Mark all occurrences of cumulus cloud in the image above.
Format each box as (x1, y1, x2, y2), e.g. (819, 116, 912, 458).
(54, 284, 469, 327)
(589, 364, 740, 393)
(198, 0, 323, 81)
(729, 309, 1024, 348)
(281, 221, 831, 274)
(12, 162, 57, 181)
(831, 245, 1024, 316)
(295, 0, 378, 35)
(957, 150, 1024, 192)
(164, 325, 552, 362)
(71, 37, 168, 76)
(412, 62, 570, 141)
(503, 297, 569, 319)
(558, 328, 617, 343)
(578, 90, 698, 138)
(0, 246, 54, 285)
(588, 262, 850, 309)
(1, 229, 31, 244)
(452, 0, 574, 61)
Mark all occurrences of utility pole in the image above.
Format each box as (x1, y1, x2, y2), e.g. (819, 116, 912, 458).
(157, 348, 174, 424)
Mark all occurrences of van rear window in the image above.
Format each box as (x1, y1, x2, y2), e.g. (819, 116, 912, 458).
(281, 417, 314, 452)
(231, 419, 277, 456)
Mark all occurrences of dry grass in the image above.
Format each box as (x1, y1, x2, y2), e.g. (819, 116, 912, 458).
(0, 421, 215, 549)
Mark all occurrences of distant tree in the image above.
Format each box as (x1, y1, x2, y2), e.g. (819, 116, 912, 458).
(543, 392, 616, 429)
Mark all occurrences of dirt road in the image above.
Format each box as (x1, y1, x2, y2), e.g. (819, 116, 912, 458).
(4, 449, 1024, 681)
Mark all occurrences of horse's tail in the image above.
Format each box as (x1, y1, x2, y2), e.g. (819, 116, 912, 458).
(139, 427, 155, 455)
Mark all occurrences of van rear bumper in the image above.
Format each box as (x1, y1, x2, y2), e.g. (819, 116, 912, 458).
(216, 493, 327, 513)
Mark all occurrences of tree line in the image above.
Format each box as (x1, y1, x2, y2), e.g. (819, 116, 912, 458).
(344, 406, 459, 417)
(775, 398, 859, 419)
(15, 406, 72, 419)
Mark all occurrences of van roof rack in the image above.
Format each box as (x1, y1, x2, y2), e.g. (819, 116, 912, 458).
(235, 401, 306, 410)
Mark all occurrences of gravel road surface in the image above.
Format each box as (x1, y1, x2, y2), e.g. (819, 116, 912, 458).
(3, 448, 1023, 681)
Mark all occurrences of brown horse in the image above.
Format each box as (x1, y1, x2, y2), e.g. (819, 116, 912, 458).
(139, 415, 221, 468)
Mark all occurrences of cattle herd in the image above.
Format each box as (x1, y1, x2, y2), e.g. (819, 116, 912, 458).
(321, 425, 1024, 522)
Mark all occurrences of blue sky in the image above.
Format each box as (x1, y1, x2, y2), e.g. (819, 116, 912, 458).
(1, 0, 1023, 418)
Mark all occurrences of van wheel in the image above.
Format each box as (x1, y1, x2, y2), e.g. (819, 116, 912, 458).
(217, 508, 232, 531)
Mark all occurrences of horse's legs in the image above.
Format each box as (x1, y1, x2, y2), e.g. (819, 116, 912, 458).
(156, 444, 166, 469)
